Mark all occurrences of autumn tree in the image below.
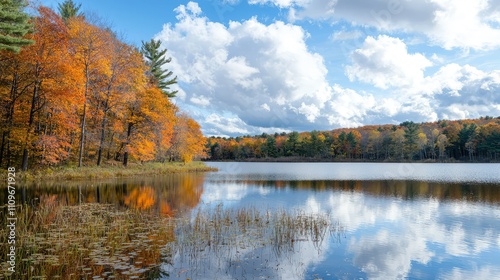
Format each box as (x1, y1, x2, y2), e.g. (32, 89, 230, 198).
(140, 39, 177, 98)
(206, 118, 500, 162)
(168, 113, 206, 163)
(367, 129, 382, 159)
(0, 0, 34, 52)
(67, 16, 111, 167)
(121, 82, 177, 165)
(0, 44, 30, 167)
(417, 132, 428, 159)
(95, 37, 145, 166)
(436, 134, 448, 159)
(20, 6, 73, 170)
(391, 128, 405, 160)
(443, 122, 460, 158)
(429, 128, 440, 159)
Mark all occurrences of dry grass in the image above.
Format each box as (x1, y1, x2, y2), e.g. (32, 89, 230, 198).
(3, 161, 217, 182)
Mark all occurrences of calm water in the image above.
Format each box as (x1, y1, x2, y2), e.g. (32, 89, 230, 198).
(4, 162, 500, 279)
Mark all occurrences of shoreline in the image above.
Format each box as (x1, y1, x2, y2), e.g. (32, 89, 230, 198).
(204, 157, 499, 163)
(1, 161, 217, 183)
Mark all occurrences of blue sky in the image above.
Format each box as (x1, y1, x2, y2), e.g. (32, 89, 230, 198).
(39, 0, 500, 136)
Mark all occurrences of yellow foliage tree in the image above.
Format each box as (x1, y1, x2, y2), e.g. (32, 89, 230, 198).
(169, 113, 207, 163)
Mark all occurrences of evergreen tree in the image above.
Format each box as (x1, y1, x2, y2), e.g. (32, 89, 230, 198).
(284, 131, 300, 156)
(0, 0, 34, 53)
(264, 136, 278, 158)
(57, 0, 82, 22)
(141, 39, 177, 98)
(402, 121, 419, 158)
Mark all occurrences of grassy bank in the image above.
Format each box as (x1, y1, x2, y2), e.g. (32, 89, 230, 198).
(3, 161, 217, 182)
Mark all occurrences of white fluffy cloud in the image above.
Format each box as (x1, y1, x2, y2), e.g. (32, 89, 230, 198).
(345, 35, 432, 89)
(430, 0, 500, 50)
(343, 36, 500, 124)
(326, 84, 376, 127)
(252, 0, 500, 50)
(155, 2, 334, 135)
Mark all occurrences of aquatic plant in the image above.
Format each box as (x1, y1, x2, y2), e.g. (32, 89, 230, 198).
(168, 204, 345, 277)
(0, 203, 174, 279)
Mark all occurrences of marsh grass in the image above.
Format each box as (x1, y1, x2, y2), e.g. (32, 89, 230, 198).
(0, 202, 345, 279)
(172, 204, 345, 268)
(0, 161, 217, 182)
(0, 203, 175, 279)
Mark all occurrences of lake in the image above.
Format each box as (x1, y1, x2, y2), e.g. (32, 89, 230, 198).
(4, 162, 500, 279)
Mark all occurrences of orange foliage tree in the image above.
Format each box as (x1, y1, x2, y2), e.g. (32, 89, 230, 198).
(67, 16, 112, 167)
(123, 85, 176, 165)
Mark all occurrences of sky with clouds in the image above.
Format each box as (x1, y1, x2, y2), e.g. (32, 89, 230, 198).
(40, 0, 500, 137)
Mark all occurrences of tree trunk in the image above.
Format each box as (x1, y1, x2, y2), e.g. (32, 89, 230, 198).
(78, 66, 89, 168)
(123, 122, 133, 166)
(22, 79, 40, 171)
(2, 73, 19, 168)
(97, 98, 109, 166)
(78, 100, 87, 167)
(0, 131, 7, 167)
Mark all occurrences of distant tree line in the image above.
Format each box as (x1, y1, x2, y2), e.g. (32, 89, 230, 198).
(207, 117, 500, 162)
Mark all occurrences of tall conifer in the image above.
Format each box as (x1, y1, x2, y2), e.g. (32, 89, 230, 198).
(0, 0, 34, 53)
(141, 39, 178, 98)
(57, 0, 82, 22)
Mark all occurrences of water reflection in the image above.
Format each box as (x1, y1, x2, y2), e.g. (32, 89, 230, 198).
(205, 162, 500, 183)
(0, 173, 206, 216)
(164, 206, 343, 280)
(198, 178, 500, 279)
(1, 164, 499, 279)
(203, 179, 500, 204)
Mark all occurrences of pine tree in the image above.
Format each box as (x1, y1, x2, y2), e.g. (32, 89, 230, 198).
(0, 0, 34, 53)
(141, 39, 178, 98)
(57, 0, 82, 22)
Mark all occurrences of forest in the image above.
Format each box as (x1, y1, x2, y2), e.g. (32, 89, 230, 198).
(207, 117, 500, 162)
(0, 1, 207, 171)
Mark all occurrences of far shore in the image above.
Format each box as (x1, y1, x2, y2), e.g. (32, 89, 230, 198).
(204, 157, 499, 163)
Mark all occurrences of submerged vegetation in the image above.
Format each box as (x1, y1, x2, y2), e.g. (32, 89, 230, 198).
(0, 202, 344, 279)
(0, 203, 175, 279)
